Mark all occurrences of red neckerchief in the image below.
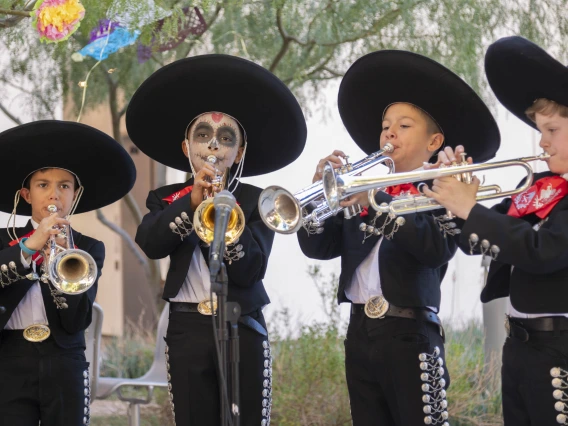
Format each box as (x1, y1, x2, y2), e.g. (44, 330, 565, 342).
(360, 183, 420, 217)
(163, 185, 241, 206)
(163, 185, 193, 204)
(507, 176, 568, 219)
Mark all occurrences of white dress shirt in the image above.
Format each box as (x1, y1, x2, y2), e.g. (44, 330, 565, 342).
(170, 245, 213, 303)
(345, 166, 439, 312)
(508, 173, 568, 318)
(5, 220, 49, 329)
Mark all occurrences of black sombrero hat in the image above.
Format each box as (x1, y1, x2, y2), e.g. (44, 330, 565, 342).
(126, 54, 307, 177)
(0, 120, 136, 215)
(485, 36, 568, 130)
(338, 50, 501, 162)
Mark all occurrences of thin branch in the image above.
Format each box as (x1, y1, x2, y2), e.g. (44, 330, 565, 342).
(96, 208, 150, 276)
(321, 66, 342, 78)
(269, 4, 293, 72)
(0, 100, 22, 124)
(0, 76, 56, 117)
(117, 102, 129, 118)
(0, 7, 30, 17)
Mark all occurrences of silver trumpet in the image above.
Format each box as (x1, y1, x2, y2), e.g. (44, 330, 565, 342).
(322, 152, 550, 217)
(43, 205, 98, 295)
(258, 143, 395, 234)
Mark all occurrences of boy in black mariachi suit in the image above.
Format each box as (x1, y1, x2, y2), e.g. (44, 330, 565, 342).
(127, 54, 306, 426)
(0, 121, 135, 426)
(425, 36, 568, 426)
(298, 50, 501, 426)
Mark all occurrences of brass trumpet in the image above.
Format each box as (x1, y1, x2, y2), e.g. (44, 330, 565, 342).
(44, 205, 98, 295)
(193, 155, 245, 245)
(322, 153, 551, 216)
(258, 144, 395, 234)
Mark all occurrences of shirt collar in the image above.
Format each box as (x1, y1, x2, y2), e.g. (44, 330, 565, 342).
(30, 219, 39, 230)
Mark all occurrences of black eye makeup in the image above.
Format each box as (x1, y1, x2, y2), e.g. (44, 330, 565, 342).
(192, 122, 214, 143)
(216, 126, 237, 146)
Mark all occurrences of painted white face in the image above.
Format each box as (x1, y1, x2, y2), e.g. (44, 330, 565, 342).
(186, 112, 243, 172)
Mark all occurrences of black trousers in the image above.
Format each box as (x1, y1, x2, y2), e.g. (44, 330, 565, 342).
(502, 330, 568, 425)
(0, 332, 90, 426)
(344, 311, 450, 426)
(165, 309, 271, 426)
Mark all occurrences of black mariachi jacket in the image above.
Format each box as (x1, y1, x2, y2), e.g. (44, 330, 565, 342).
(297, 190, 458, 309)
(0, 221, 104, 349)
(459, 171, 568, 314)
(135, 179, 274, 315)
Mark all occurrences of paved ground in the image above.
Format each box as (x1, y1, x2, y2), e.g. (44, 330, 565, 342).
(90, 399, 161, 417)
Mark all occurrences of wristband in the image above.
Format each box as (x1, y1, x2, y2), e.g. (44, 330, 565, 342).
(19, 238, 38, 256)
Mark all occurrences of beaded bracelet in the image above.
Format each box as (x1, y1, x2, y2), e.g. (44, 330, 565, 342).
(19, 238, 38, 256)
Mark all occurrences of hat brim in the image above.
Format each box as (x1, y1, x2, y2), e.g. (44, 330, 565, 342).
(338, 50, 500, 162)
(126, 54, 307, 177)
(0, 121, 136, 215)
(485, 36, 568, 130)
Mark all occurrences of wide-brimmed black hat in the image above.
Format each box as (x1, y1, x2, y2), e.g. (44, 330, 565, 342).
(126, 54, 307, 177)
(485, 36, 568, 130)
(0, 120, 136, 215)
(338, 50, 500, 162)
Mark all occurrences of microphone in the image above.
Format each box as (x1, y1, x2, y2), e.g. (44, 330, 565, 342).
(210, 190, 237, 277)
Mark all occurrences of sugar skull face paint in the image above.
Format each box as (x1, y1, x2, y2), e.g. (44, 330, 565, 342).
(183, 112, 244, 172)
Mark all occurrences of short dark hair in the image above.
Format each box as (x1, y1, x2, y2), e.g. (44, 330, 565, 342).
(23, 168, 79, 190)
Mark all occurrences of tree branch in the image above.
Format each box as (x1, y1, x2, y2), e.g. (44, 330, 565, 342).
(0, 101, 22, 125)
(269, 3, 293, 73)
(95, 208, 150, 276)
(0, 7, 30, 17)
(0, 76, 56, 118)
(0, 3, 33, 28)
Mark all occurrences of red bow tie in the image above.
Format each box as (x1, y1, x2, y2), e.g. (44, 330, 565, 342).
(360, 183, 419, 217)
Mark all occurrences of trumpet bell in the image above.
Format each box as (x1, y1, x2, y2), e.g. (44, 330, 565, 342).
(49, 249, 98, 295)
(194, 197, 245, 245)
(258, 186, 302, 234)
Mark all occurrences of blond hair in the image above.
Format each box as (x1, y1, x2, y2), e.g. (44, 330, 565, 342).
(525, 98, 568, 122)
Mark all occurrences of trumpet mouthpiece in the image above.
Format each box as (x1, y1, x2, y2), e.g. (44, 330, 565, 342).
(48, 205, 58, 213)
(207, 155, 218, 164)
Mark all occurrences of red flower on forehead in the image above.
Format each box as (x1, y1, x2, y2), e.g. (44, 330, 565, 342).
(211, 113, 224, 123)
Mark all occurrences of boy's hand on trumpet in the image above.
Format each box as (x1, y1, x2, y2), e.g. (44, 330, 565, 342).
(422, 145, 479, 220)
(423, 145, 472, 169)
(313, 150, 347, 183)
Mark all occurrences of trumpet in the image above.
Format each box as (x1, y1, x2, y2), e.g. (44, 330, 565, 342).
(322, 152, 551, 217)
(194, 155, 245, 245)
(43, 205, 98, 295)
(258, 144, 395, 234)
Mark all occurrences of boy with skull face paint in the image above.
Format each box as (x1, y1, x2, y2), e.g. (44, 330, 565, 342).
(127, 55, 307, 426)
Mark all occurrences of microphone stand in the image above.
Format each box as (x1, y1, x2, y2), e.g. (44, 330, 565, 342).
(211, 263, 241, 426)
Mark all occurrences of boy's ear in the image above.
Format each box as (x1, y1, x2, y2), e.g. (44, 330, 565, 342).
(181, 139, 190, 158)
(20, 188, 32, 204)
(427, 133, 444, 153)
